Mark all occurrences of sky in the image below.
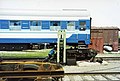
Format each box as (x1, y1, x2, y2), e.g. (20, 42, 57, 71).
(0, 0, 120, 27)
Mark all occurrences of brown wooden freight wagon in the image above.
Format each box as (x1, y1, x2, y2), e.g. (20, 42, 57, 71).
(88, 37, 104, 53)
(91, 27, 119, 51)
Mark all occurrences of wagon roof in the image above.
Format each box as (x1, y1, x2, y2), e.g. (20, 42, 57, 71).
(91, 26, 120, 30)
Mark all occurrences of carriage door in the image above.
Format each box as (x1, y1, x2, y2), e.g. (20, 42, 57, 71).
(79, 21, 86, 31)
(78, 20, 91, 45)
(77, 20, 87, 44)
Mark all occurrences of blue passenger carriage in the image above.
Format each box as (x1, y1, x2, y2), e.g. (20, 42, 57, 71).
(0, 9, 91, 50)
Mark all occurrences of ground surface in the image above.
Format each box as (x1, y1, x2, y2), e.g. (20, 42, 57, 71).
(64, 60, 120, 73)
(63, 60, 120, 81)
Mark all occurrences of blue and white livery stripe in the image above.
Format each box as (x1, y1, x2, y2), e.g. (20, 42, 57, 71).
(0, 30, 90, 38)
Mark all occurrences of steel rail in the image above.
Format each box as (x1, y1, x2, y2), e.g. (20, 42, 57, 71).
(0, 70, 64, 78)
(65, 71, 120, 75)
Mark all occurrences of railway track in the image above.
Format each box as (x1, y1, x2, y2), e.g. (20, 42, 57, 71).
(0, 64, 120, 81)
(98, 57, 120, 61)
(1, 72, 120, 81)
(63, 72, 120, 81)
(1, 52, 120, 81)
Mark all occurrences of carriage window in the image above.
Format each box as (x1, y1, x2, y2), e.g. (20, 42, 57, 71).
(30, 21, 41, 31)
(30, 21, 39, 26)
(67, 21, 75, 31)
(9, 20, 21, 31)
(50, 21, 61, 31)
(50, 21, 60, 26)
(10, 20, 20, 26)
(67, 21, 75, 26)
(80, 21, 86, 30)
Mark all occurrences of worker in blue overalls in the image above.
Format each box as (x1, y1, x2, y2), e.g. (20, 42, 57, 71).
(43, 46, 57, 62)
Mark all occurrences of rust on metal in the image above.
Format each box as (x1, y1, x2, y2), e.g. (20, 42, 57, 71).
(0, 61, 64, 80)
(88, 37, 104, 53)
(91, 26, 119, 51)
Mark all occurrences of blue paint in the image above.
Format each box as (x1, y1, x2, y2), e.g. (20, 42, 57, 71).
(0, 19, 91, 45)
(0, 20, 9, 29)
(75, 21, 79, 29)
(48, 49, 55, 56)
(21, 20, 30, 29)
(86, 20, 90, 29)
(61, 21, 67, 29)
(78, 34, 90, 44)
(41, 21, 50, 29)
